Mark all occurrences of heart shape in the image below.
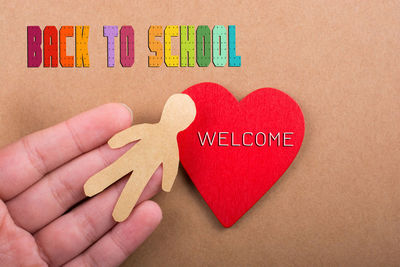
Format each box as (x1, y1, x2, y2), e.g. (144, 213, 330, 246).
(177, 83, 305, 227)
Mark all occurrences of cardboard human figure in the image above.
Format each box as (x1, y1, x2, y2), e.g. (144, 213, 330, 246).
(84, 94, 196, 222)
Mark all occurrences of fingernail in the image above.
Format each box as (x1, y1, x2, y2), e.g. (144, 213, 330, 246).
(121, 103, 133, 124)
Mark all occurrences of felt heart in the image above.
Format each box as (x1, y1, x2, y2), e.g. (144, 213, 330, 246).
(177, 83, 305, 227)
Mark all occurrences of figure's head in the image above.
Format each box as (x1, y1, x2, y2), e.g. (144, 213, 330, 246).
(160, 93, 196, 132)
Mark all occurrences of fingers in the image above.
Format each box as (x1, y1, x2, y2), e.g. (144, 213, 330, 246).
(64, 201, 162, 267)
(34, 167, 162, 267)
(6, 142, 132, 233)
(0, 200, 48, 266)
(0, 103, 133, 201)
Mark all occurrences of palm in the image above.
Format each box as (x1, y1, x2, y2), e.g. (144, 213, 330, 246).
(0, 201, 47, 266)
(0, 104, 162, 267)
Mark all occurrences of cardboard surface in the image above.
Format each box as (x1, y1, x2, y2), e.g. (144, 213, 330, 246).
(0, 1, 399, 266)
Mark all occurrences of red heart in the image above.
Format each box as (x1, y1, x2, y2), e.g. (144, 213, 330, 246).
(178, 83, 305, 227)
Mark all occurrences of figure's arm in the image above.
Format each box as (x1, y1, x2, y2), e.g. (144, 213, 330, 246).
(162, 144, 179, 192)
(108, 123, 151, 149)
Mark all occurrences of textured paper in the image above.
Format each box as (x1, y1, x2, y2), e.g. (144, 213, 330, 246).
(212, 25, 227, 67)
(196, 25, 211, 67)
(120, 26, 134, 67)
(148, 25, 163, 67)
(103, 25, 118, 67)
(75, 26, 90, 67)
(43, 26, 58, 67)
(180, 25, 195, 67)
(1, 1, 399, 266)
(59, 26, 74, 67)
(164, 25, 179, 67)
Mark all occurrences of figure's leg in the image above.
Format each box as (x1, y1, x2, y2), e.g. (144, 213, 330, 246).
(112, 164, 159, 222)
(84, 152, 134, 197)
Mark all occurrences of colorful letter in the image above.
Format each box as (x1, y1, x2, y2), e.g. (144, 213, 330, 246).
(212, 25, 227, 67)
(120, 26, 134, 67)
(43, 26, 58, 67)
(27, 26, 42, 67)
(148, 26, 163, 67)
(104, 26, 118, 67)
(59, 26, 74, 67)
(228, 25, 241, 67)
(164, 25, 179, 67)
(196, 26, 211, 67)
(180, 25, 195, 67)
(75, 26, 90, 67)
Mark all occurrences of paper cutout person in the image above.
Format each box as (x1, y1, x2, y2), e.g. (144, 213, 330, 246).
(84, 94, 196, 222)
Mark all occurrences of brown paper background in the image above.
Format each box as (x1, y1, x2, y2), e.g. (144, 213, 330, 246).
(1, 1, 399, 266)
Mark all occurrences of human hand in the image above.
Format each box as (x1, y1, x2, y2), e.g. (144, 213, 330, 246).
(0, 104, 163, 266)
